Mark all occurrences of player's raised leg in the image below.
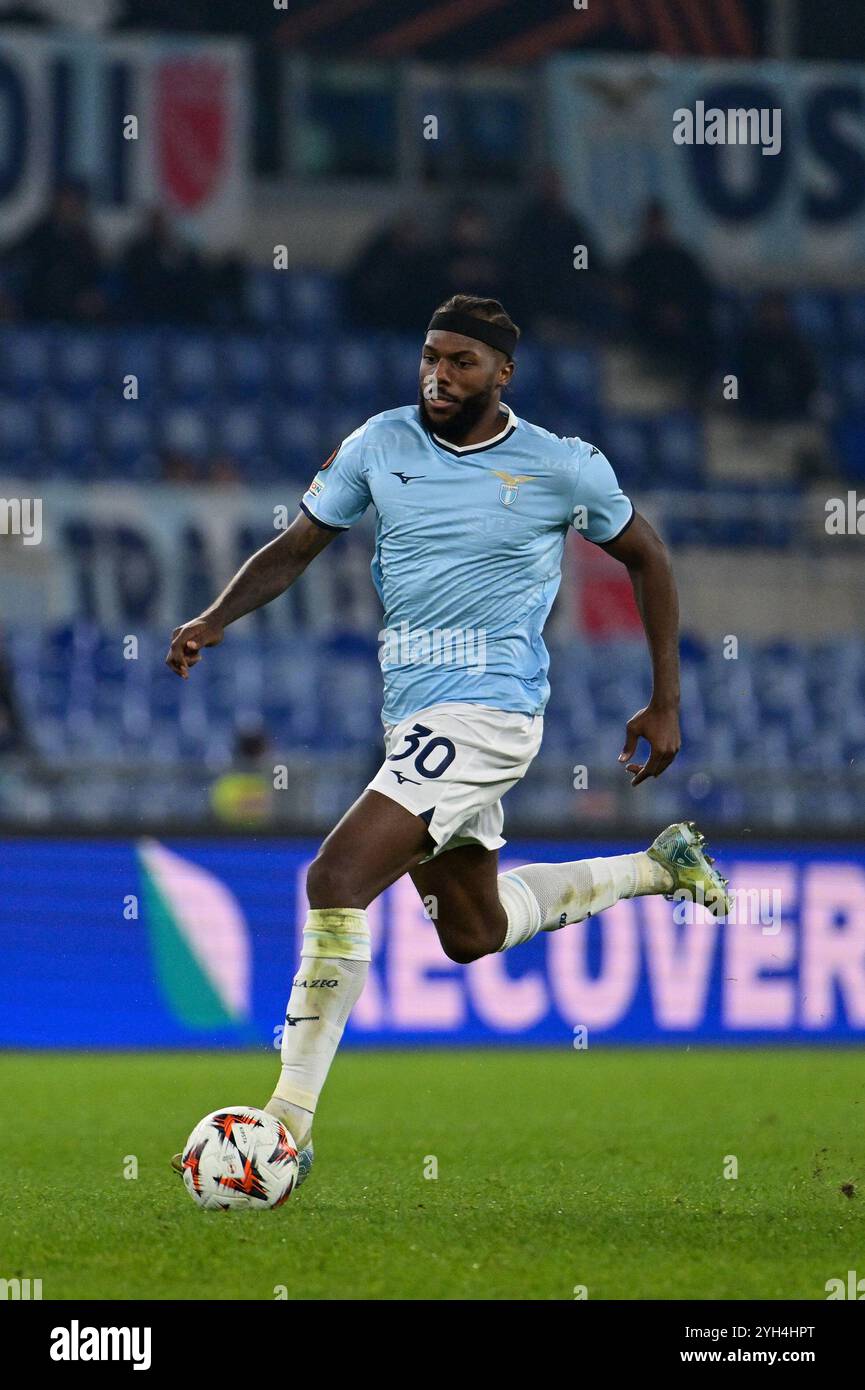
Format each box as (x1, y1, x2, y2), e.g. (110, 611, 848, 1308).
(410, 821, 731, 964)
(263, 788, 436, 1180)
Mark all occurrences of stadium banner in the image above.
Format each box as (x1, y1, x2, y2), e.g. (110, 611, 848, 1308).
(2, 837, 864, 1048)
(547, 56, 865, 277)
(0, 27, 249, 248)
(0, 481, 596, 639)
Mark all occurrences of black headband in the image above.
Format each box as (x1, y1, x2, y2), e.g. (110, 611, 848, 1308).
(427, 310, 517, 360)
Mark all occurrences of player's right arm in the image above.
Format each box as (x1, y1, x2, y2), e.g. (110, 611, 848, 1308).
(165, 513, 338, 678)
(167, 423, 372, 678)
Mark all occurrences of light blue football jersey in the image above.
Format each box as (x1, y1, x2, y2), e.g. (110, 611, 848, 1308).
(300, 404, 633, 724)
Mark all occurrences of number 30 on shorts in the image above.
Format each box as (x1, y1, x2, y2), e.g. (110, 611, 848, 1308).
(387, 722, 456, 778)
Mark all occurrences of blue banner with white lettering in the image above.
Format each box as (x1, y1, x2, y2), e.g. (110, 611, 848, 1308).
(1, 837, 864, 1047)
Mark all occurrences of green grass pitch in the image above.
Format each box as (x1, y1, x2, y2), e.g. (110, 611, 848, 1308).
(2, 1048, 862, 1301)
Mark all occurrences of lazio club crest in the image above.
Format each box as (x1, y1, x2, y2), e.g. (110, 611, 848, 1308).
(491, 469, 536, 507)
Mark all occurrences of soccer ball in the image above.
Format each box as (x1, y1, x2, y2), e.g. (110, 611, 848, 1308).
(181, 1106, 299, 1211)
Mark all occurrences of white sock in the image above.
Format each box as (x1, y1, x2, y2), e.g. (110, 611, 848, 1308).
(266, 908, 370, 1146)
(497, 852, 674, 951)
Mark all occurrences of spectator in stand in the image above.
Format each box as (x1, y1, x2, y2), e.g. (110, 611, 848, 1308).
(211, 726, 273, 827)
(7, 179, 106, 322)
(507, 166, 607, 340)
(345, 211, 433, 331)
(120, 210, 210, 323)
(620, 200, 714, 392)
(433, 201, 506, 306)
(0, 630, 26, 755)
(738, 292, 820, 423)
(206, 249, 248, 326)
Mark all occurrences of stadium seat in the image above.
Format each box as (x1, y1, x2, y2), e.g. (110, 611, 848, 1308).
(53, 330, 107, 397)
(0, 396, 40, 472)
(832, 415, 865, 481)
(165, 332, 221, 403)
(213, 404, 268, 461)
(547, 346, 601, 412)
(100, 401, 156, 466)
(839, 293, 865, 350)
(653, 412, 704, 485)
(330, 334, 391, 412)
(281, 271, 341, 331)
(245, 267, 284, 326)
(221, 335, 273, 398)
(106, 329, 165, 398)
(271, 339, 329, 405)
(791, 290, 839, 345)
(840, 355, 865, 412)
(41, 396, 97, 469)
(0, 325, 55, 392)
(268, 404, 321, 476)
(158, 405, 211, 457)
(596, 416, 652, 488)
(503, 342, 544, 413)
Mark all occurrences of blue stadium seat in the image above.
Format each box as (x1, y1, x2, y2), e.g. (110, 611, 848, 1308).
(832, 415, 865, 481)
(323, 407, 368, 456)
(0, 396, 40, 471)
(245, 267, 284, 326)
(839, 293, 865, 350)
(165, 332, 220, 403)
(653, 412, 704, 485)
(53, 330, 107, 396)
(271, 339, 328, 405)
(534, 399, 596, 443)
(504, 342, 544, 413)
(329, 335, 390, 410)
(213, 404, 268, 461)
(100, 401, 156, 465)
(158, 405, 210, 457)
(0, 325, 55, 392)
(282, 272, 341, 331)
(597, 416, 652, 488)
(106, 329, 164, 398)
(221, 335, 272, 397)
(791, 290, 838, 345)
(547, 346, 600, 411)
(42, 395, 97, 467)
(840, 355, 865, 412)
(383, 332, 423, 404)
(268, 404, 321, 476)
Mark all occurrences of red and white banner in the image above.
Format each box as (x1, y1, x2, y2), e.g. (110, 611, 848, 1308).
(0, 28, 249, 249)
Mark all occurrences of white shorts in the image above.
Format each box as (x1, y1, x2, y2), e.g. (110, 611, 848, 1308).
(366, 701, 544, 862)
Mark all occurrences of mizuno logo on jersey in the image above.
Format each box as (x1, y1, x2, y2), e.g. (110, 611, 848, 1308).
(490, 469, 537, 507)
(391, 769, 420, 784)
(391, 471, 425, 484)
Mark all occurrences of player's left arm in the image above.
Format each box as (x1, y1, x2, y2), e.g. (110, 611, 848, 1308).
(600, 511, 681, 786)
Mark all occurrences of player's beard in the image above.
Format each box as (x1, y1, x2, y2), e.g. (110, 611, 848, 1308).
(418, 382, 497, 444)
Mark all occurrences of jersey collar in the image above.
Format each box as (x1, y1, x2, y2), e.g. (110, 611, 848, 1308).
(431, 404, 518, 456)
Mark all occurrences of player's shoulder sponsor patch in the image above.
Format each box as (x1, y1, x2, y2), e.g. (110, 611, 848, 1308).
(308, 478, 324, 497)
